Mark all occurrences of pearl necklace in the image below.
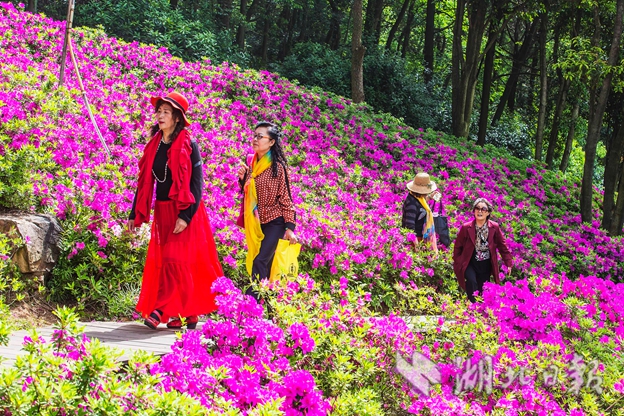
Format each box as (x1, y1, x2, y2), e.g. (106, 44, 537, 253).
(152, 138, 169, 183)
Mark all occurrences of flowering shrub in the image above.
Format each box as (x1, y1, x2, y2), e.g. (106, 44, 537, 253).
(0, 307, 213, 415)
(153, 277, 331, 414)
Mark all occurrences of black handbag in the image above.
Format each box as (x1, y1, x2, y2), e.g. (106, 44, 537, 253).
(431, 201, 450, 247)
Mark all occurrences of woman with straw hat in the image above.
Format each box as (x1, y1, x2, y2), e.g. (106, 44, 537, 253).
(402, 172, 438, 254)
(128, 92, 223, 330)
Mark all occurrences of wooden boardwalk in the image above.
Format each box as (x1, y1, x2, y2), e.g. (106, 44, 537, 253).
(0, 315, 449, 368)
(0, 321, 199, 368)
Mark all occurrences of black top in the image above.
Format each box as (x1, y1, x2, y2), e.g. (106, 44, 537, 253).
(129, 140, 203, 224)
(401, 193, 427, 237)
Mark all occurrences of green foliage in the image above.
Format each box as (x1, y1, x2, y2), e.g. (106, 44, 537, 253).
(0, 227, 37, 307)
(0, 142, 56, 210)
(481, 112, 532, 159)
(71, 0, 249, 65)
(271, 276, 412, 414)
(48, 207, 146, 319)
(273, 43, 450, 131)
(0, 306, 213, 414)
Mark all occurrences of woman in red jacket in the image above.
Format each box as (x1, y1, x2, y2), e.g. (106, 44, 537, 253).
(128, 92, 223, 329)
(452, 198, 513, 302)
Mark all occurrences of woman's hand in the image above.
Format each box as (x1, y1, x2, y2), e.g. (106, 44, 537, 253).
(127, 219, 136, 233)
(237, 164, 247, 180)
(284, 229, 298, 244)
(173, 218, 188, 234)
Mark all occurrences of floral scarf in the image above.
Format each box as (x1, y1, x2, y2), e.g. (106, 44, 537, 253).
(474, 222, 490, 261)
(416, 195, 437, 245)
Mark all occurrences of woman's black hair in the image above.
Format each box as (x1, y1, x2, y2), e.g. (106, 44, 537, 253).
(150, 100, 186, 142)
(255, 121, 288, 178)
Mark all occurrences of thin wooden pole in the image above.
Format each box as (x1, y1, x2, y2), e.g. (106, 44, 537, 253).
(58, 0, 76, 86)
(68, 40, 112, 160)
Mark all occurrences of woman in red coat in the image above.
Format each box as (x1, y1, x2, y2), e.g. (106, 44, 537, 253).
(128, 92, 223, 329)
(452, 198, 513, 302)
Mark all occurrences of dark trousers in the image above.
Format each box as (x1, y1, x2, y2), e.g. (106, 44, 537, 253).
(246, 217, 285, 304)
(465, 257, 492, 303)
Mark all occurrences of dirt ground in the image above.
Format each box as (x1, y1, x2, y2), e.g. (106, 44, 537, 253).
(9, 294, 59, 329)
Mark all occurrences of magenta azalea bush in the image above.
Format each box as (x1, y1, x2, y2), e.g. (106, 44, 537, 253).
(1, 2, 624, 414)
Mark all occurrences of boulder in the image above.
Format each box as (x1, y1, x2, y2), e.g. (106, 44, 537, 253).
(0, 212, 62, 282)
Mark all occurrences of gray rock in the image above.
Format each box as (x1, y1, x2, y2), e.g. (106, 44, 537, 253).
(0, 212, 62, 282)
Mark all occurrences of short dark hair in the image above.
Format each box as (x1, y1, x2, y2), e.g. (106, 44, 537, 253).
(472, 197, 493, 219)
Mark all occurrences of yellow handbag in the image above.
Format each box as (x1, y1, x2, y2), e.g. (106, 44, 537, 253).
(269, 239, 301, 283)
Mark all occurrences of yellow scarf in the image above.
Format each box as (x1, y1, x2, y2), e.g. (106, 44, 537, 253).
(416, 195, 436, 243)
(244, 151, 272, 275)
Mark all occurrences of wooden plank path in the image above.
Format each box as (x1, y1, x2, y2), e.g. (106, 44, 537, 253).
(0, 321, 199, 368)
(0, 316, 451, 368)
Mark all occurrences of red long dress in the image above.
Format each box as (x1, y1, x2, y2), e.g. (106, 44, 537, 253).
(133, 130, 223, 321)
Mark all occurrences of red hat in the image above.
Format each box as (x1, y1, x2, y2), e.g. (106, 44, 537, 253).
(150, 91, 191, 127)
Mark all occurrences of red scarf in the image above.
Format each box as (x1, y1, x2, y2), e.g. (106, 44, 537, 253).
(134, 130, 195, 227)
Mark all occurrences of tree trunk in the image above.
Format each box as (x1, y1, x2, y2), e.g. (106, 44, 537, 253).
(170, 0, 179, 9)
(218, 0, 233, 29)
(612, 161, 624, 235)
(535, 13, 548, 162)
(352, 0, 366, 103)
(559, 102, 579, 173)
(491, 19, 538, 126)
(278, 6, 296, 60)
(325, 0, 343, 50)
(400, 0, 415, 58)
(28, 0, 37, 12)
(260, 16, 270, 66)
(451, 0, 489, 138)
(580, 0, 624, 223)
(602, 120, 624, 232)
(386, 0, 411, 50)
(423, 0, 435, 84)
(364, 0, 384, 44)
(477, 5, 503, 146)
(545, 79, 570, 167)
(236, 0, 249, 49)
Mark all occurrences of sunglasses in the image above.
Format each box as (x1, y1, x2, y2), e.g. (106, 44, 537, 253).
(474, 206, 490, 213)
(252, 134, 271, 141)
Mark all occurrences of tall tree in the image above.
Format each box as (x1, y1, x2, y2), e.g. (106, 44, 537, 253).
(601, 96, 624, 233)
(579, 0, 624, 223)
(559, 101, 580, 173)
(534, 10, 549, 161)
(364, 0, 384, 44)
(423, 0, 435, 84)
(28, 0, 37, 12)
(352, 0, 366, 103)
(386, 0, 411, 50)
(399, 0, 415, 57)
(451, 0, 489, 138)
(491, 19, 538, 126)
(611, 155, 624, 234)
(326, 0, 344, 49)
(545, 5, 579, 168)
(236, 0, 249, 49)
(477, 2, 505, 146)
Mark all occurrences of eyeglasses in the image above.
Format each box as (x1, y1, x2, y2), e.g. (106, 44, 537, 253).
(252, 134, 270, 141)
(474, 206, 489, 213)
